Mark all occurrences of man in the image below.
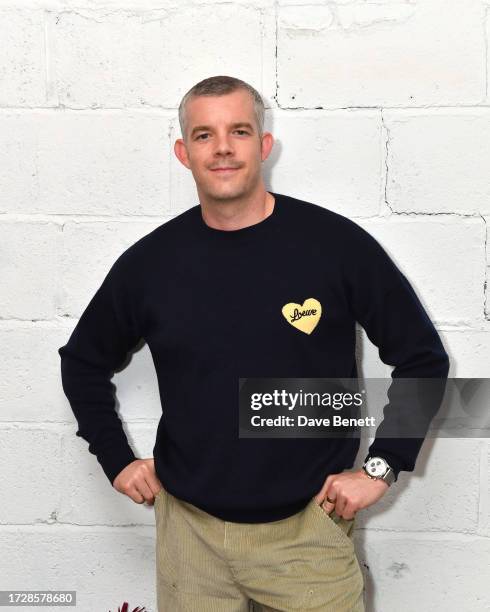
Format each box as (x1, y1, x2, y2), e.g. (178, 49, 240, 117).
(58, 75, 450, 611)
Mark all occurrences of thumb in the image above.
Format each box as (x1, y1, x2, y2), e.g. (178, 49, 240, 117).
(314, 487, 330, 505)
(314, 474, 336, 505)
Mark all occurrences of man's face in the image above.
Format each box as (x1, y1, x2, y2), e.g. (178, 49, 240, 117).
(174, 89, 273, 202)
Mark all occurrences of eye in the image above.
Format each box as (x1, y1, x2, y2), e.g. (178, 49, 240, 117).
(196, 130, 249, 140)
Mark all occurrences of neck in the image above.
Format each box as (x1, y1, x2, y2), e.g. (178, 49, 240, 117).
(198, 188, 275, 232)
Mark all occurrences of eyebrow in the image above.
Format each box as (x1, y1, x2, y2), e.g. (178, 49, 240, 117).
(190, 122, 255, 138)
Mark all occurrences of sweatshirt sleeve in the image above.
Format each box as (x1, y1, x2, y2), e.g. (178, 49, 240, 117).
(343, 222, 450, 482)
(58, 252, 143, 486)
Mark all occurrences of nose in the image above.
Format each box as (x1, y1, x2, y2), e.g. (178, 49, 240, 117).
(213, 133, 235, 157)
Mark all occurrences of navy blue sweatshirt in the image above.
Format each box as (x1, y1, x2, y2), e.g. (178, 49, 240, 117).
(58, 192, 450, 522)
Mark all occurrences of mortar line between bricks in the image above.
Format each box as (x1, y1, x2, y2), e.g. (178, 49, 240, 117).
(0, 524, 157, 532)
(2, 105, 490, 113)
(485, 5, 489, 101)
(480, 213, 488, 319)
(0, 214, 175, 222)
(381, 108, 392, 215)
(274, 0, 278, 105)
(43, 10, 49, 106)
(0, 524, 487, 540)
(348, 528, 490, 538)
(0, 421, 159, 429)
(478, 441, 488, 532)
(0, 212, 487, 223)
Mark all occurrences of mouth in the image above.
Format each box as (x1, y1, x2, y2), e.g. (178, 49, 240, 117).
(210, 167, 240, 174)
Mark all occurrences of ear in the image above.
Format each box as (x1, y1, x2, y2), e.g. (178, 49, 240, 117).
(174, 138, 191, 169)
(260, 132, 274, 162)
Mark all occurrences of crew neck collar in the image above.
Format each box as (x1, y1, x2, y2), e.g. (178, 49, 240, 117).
(191, 191, 284, 243)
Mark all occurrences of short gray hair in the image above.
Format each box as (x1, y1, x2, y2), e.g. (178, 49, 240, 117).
(178, 75, 265, 142)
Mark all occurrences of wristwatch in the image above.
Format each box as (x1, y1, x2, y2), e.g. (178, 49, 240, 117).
(362, 456, 396, 486)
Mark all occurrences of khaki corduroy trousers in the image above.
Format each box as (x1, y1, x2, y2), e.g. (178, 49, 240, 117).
(154, 486, 364, 612)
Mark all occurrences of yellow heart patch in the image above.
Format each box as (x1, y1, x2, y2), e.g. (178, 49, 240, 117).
(281, 298, 322, 335)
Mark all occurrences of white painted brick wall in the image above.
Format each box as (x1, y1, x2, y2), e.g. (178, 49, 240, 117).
(0, 1, 489, 610)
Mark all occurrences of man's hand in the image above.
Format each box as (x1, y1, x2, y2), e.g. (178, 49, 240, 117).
(314, 469, 390, 520)
(113, 458, 163, 505)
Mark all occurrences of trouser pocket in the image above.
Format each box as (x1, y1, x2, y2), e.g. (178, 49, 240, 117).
(310, 497, 356, 546)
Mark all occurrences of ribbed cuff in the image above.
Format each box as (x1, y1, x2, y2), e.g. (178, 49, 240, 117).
(97, 443, 138, 486)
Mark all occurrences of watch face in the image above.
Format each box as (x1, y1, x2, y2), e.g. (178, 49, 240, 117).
(366, 457, 388, 477)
